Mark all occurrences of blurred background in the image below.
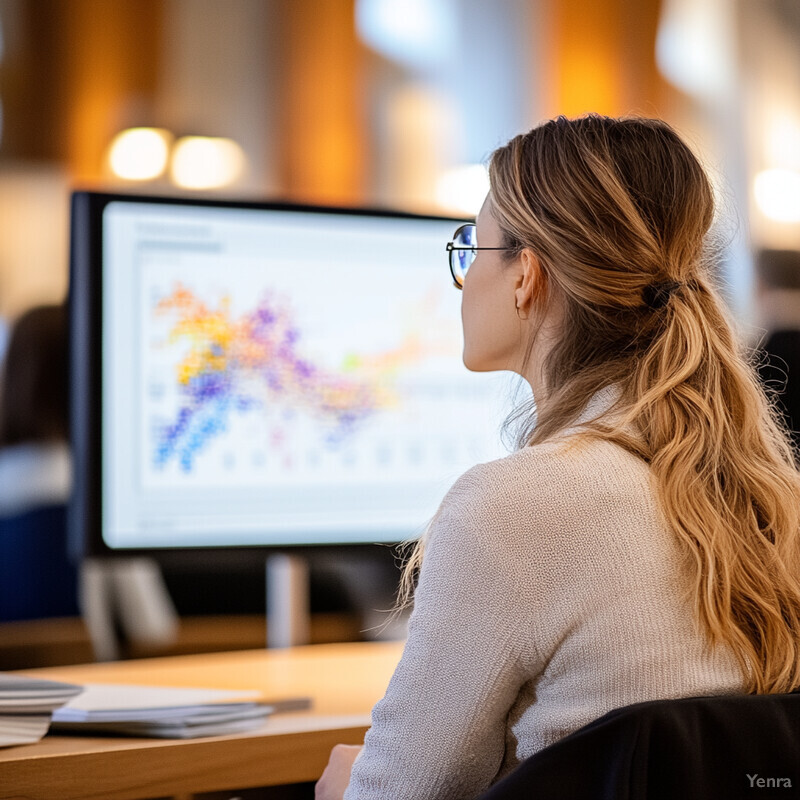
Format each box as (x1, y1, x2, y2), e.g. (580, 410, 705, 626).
(0, 0, 798, 328)
(0, 0, 798, 665)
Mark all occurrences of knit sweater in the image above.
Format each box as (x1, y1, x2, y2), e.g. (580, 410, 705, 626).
(344, 385, 746, 800)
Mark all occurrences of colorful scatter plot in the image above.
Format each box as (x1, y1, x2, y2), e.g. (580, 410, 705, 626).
(152, 284, 396, 471)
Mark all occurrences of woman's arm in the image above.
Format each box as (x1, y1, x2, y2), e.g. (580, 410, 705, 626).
(316, 745, 362, 800)
(341, 468, 540, 800)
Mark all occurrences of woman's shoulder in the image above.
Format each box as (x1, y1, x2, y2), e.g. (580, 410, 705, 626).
(419, 437, 659, 593)
(450, 434, 649, 508)
(421, 437, 652, 590)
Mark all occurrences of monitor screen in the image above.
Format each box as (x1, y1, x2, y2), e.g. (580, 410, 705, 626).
(70, 193, 513, 553)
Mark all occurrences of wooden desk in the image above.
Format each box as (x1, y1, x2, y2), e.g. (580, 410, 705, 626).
(0, 641, 404, 800)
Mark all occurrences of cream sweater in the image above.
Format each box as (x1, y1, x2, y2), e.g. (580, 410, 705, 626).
(344, 386, 746, 800)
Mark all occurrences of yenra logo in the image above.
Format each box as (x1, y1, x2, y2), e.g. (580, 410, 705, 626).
(747, 774, 793, 789)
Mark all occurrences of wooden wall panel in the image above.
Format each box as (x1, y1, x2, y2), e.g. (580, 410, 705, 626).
(0, 0, 162, 180)
(541, 0, 674, 119)
(273, 0, 368, 205)
(0, 0, 62, 161)
(58, 0, 163, 182)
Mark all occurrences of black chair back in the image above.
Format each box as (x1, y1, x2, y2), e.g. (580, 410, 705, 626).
(478, 692, 800, 800)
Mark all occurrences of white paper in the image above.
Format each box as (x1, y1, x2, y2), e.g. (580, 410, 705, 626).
(52, 683, 261, 723)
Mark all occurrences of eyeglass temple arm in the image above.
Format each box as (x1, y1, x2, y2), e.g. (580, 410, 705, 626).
(445, 243, 510, 251)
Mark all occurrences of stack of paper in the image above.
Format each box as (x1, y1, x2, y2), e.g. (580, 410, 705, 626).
(0, 674, 83, 747)
(51, 683, 310, 739)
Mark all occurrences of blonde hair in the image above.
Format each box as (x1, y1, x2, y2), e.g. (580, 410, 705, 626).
(400, 114, 800, 694)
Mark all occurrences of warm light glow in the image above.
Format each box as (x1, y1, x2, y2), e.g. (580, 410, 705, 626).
(435, 164, 490, 216)
(754, 169, 800, 223)
(108, 128, 172, 181)
(170, 137, 245, 190)
(767, 115, 800, 170)
(355, 0, 456, 69)
(655, 0, 733, 98)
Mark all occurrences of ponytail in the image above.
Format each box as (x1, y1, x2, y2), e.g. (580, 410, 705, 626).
(576, 276, 800, 693)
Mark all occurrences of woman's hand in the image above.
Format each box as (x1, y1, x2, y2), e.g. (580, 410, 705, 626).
(315, 744, 363, 800)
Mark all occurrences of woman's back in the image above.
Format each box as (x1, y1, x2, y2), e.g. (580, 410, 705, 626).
(346, 386, 744, 798)
(478, 431, 744, 770)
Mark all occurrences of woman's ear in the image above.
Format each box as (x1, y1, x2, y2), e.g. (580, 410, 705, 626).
(515, 249, 543, 319)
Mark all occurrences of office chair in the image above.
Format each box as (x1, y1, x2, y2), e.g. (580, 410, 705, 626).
(478, 692, 800, 800)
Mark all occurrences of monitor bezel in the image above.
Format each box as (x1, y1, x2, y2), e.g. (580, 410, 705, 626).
(68, 190, 469, 559)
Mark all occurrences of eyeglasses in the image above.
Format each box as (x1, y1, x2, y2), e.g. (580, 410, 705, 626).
(446, 223, 513, 289)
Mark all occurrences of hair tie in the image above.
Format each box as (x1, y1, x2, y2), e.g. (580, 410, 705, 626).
(643, 280, 683, 310)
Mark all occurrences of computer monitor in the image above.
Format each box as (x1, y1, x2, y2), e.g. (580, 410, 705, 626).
(69, 192, 512, 556)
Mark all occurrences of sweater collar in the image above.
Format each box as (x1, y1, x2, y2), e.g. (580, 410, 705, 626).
(554, 382, 642, 441)
(574, 383, 625, 426)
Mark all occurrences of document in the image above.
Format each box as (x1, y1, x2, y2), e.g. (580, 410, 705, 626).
(0, 674, 83, 747)
(50, 683, 311, 738)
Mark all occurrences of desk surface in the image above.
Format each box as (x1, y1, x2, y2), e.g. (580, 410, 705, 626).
(0, 640, 405, 800)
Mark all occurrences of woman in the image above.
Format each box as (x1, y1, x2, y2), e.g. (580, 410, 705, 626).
(0, 303, 77, 620)
(0, 304, 70, 512)
(317, 115, 800, 800)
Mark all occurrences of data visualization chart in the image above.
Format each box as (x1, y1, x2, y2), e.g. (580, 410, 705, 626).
(103, 203, 516, 548)
(143, 263, 493, 487)
(148, 282, 394, 480)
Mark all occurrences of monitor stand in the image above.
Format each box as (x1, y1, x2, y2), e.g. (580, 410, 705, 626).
(79, 557, 179, 661)
(266, 553, 310, 648)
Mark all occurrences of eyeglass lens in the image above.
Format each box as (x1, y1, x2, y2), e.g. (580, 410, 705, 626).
(450, 224, 477, 287)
